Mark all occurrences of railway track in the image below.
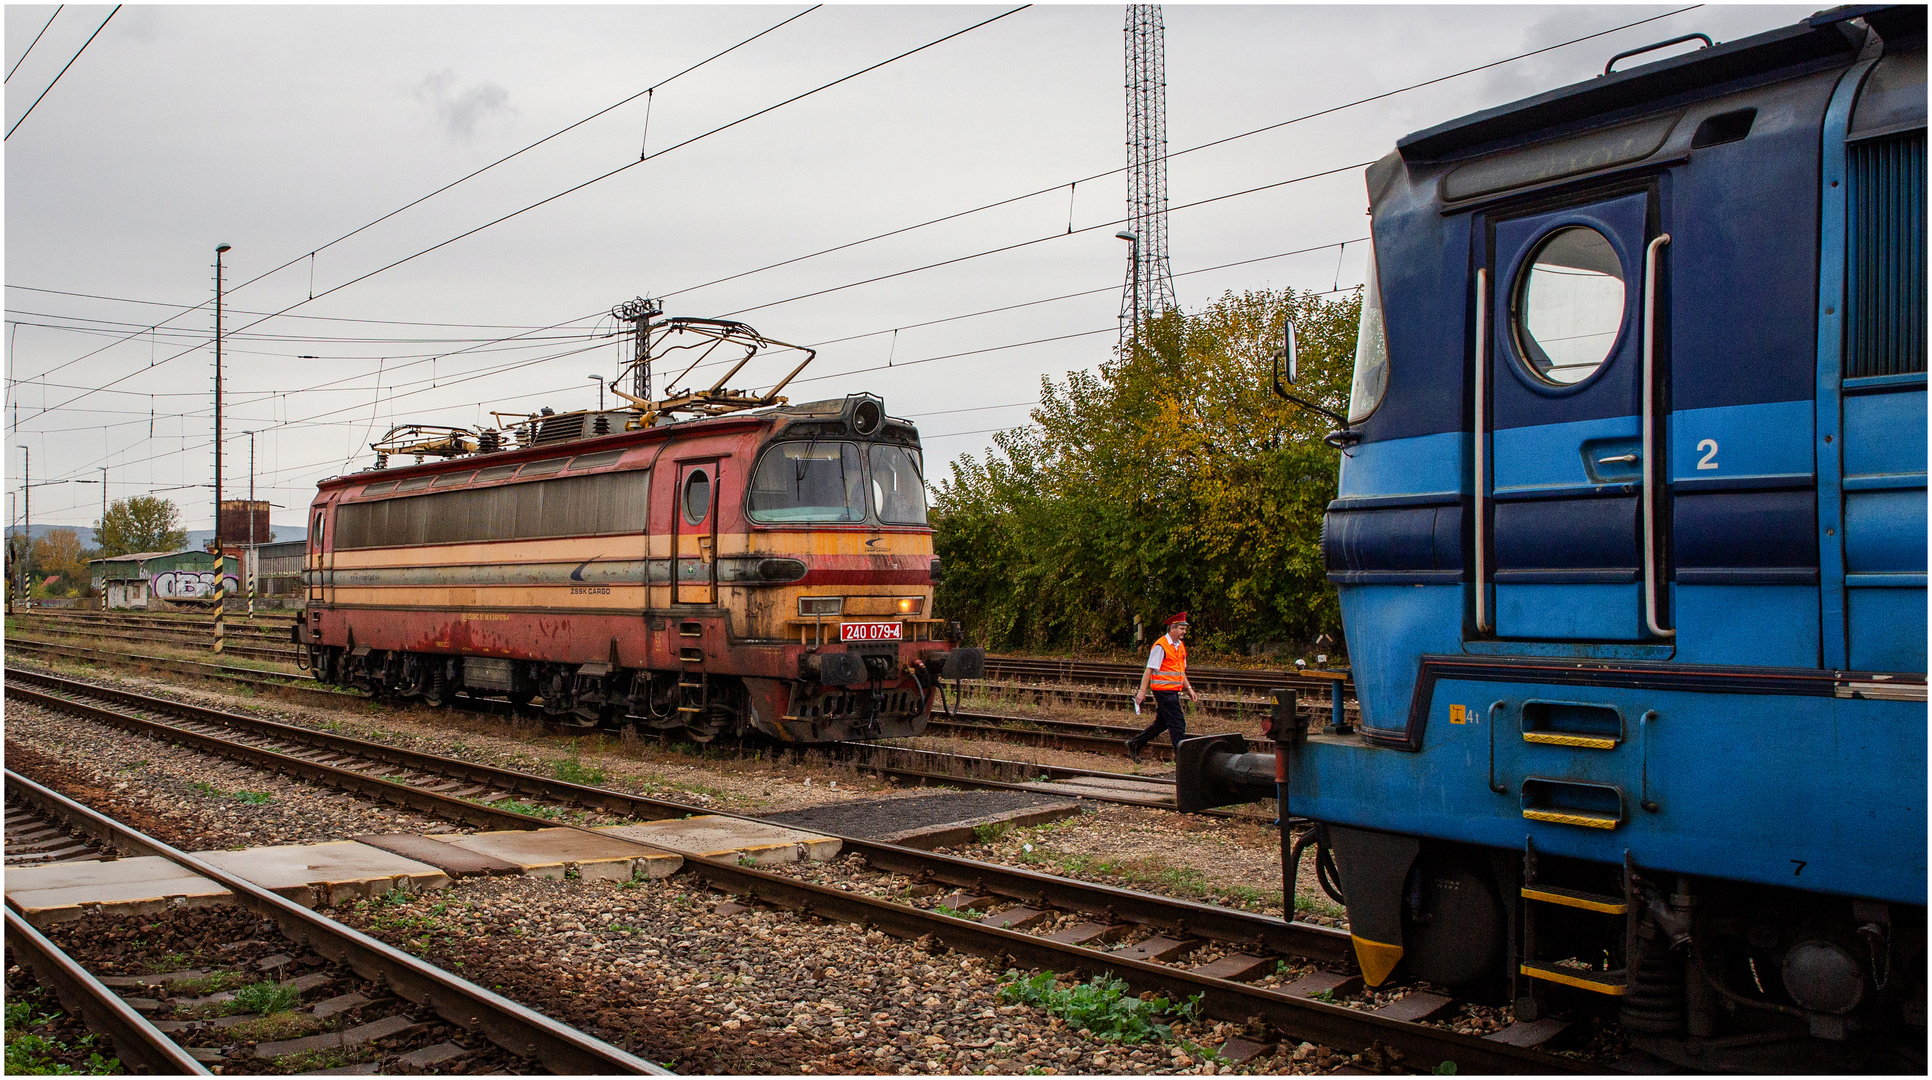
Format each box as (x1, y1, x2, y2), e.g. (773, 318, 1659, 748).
(0, 659, 1216, 816)
(12, 612, 1362, 725)
(5, 795, 112, 867)
(2, 769, 667, 1075)
(7, 621, 294, 662)
(5, 669, 1593, 1072)
(9, 635, 1204, 773)
(12, 608, 294, 640)
(5, 636, 345, 697)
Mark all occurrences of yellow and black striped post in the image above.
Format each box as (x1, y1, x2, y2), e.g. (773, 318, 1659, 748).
(212, 555, 226, 655)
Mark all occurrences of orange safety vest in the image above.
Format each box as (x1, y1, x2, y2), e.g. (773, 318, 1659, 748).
(1149, 635, 1187, 691)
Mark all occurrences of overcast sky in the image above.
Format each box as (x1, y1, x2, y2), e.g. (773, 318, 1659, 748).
(4, 3, 1811, 534)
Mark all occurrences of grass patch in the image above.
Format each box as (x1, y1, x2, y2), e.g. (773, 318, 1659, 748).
(235, 790, 272, 805)
(141, 953, 191, 975)
(552, 756, 606, 786)
(972, 822, 1011, 845)
(5, 999, 123, 1075)
(997, 970, 1202, 1044)
(1294, 892, 1346, 919)
(165, 970, 252, 995)
(271, 1048, 358, 1073)
(486, 798, 560, 819)
(229, 982, 300, 1017)
(220, 1011, 318, 1043)
(187, 780, 226, 798)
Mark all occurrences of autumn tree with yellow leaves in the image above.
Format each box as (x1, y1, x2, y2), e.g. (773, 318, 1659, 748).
(932, 287, 1358, 657)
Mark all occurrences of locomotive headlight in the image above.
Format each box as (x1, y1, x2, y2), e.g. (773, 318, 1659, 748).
(896, 596, 925, 616)
(799, 596, 844, 617)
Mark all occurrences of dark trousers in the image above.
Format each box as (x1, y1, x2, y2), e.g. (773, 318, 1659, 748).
(1131, 690, 1186, 747)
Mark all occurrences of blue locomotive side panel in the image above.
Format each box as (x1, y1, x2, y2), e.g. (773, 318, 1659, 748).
(1282, 6, 1928, 1044)
(1291, 677, 1927, 905)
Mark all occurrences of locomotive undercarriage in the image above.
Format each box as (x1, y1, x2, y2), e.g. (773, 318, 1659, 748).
(309, 644, 933, 744)
(1310, 826, 1928, 1070)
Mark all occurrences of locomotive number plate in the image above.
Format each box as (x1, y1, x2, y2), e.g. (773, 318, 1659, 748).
(840, 621, 903, 642)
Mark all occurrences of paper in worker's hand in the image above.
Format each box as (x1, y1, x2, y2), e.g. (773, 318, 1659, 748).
(1133, 699, 1141, 714)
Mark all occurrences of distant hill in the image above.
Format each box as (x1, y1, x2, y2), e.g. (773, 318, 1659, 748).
(5, 523, 307, 549)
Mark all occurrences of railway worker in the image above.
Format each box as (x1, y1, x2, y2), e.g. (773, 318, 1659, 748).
(1126, 611, 1198, 761)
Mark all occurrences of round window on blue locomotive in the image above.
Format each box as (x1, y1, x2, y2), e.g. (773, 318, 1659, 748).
(1511, 226, 1626, 385)
(682, 469, 711, 525)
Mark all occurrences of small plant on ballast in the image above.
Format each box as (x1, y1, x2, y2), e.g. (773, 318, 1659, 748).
(230, 981, 299, 1016)
(996, 970, 1202, 1044)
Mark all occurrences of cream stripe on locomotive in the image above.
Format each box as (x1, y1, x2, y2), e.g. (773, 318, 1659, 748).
(322, 529, 931, 570)
(320, 559, 818, 588)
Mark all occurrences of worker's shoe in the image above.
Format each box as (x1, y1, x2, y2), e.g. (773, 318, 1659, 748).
(1124, 739, 1143, 763)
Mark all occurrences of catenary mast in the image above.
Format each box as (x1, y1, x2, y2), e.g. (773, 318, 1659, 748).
(1121, 5, 1177, 345)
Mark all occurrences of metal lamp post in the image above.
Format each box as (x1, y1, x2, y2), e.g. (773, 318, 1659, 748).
(213, 244, 231, 652)
(589, 374, 606, 411)
(1116, 230, 1141, 350)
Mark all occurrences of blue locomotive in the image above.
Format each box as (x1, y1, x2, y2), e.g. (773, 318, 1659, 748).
(1186, 5, 1923, 1066)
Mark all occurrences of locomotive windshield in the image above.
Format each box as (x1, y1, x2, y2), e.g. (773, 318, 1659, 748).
(748, 440, 928, 524)
(749, 442, 866, 522)
(869, 444, 927, 525)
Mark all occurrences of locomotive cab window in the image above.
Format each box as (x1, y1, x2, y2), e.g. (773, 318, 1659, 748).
(1512, 226, 1626, 385)
(869, 444, 928, 525)
(682, 468, 712, 526)
(748, 442, 865, 523)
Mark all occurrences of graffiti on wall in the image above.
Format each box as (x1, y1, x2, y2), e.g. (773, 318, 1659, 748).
(149, 570, 240, 598)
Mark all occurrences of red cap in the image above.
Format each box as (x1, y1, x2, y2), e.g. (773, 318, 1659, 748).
(1164, 611, 1189, 627)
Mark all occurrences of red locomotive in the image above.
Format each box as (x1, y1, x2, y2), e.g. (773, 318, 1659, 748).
(294, 318, 982, 742)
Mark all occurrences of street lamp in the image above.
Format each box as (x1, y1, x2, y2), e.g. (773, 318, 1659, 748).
(588, 374, 605, 411)
(1115, 230, 1141, 350)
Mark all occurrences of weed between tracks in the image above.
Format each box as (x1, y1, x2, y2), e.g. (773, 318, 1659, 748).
(996, 970, 1212, 1049)
(4, 992, 123, 1075)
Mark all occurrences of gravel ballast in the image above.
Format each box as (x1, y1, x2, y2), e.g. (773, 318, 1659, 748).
(332, 872, 1359, 1075)
(12, 905, 528, 1074)
(5, 701, 457, 851)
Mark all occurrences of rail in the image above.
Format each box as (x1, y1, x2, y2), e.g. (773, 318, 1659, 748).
(3, 769, 668, 1075)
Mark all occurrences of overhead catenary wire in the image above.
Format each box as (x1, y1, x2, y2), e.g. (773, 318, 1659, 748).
(4, 4, 118, 141)
(17, 235, 1362, 467)
(13, 0, 1685, 407)
(658, 3, 1703, 305)
(11, 5, 1012, 397)
(719, 160, 1373, 319)
(15, 4, 1708, 510)
(7, 5, 823, 387)
(28, 237, 1367, 479)
(5, 5, 64, 84)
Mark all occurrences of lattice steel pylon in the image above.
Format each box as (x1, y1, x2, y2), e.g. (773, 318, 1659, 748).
(1120, 4, 1177, 347)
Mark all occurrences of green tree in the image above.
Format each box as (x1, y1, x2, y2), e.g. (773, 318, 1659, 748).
(29, 529, 91, 597)
(931, 286, 1358, 657)
(95, 496, 187, 557)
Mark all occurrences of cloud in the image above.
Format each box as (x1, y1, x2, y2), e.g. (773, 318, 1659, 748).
(414, 69, 514, 141)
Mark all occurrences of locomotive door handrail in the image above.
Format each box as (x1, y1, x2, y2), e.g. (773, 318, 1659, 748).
(1474, 267, 1491, 634)
(1641, 234, 1674, 639)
